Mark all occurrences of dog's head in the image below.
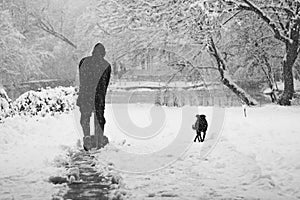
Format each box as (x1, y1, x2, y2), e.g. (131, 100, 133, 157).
(196, 114, 206, 119)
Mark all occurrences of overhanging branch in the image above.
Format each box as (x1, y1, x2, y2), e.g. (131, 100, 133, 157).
(32, 14, 77, 49)
(206, 36, 258, 106)
(239, 0, 291, 44)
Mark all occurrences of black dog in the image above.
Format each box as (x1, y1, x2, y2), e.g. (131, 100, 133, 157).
(192, 114, 208, 142)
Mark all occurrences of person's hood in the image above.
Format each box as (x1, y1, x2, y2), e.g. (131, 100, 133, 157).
(92, 43, 106, 58)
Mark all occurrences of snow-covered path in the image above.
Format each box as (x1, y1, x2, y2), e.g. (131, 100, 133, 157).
(0, 114, 79, 199)
(0, 104, 300, 200)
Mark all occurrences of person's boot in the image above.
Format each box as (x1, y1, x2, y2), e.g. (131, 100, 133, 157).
(102, 135, 109, 147)
(83, 136, 92, 151)
(90, 135, 96, 149)
(98, 124, 109, 148)
(94, 114, 109, 149)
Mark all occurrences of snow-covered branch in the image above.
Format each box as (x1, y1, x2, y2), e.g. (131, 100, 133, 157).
(206, 36, 258, 106)
(260, 6, 294, 17)
(239, 0, 292, 44)
(31, 13, 77, 49)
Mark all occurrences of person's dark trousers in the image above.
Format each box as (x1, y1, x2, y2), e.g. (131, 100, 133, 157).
(94, 102, 106, 149)
(201, 131, 206, 142)
(80, 106, 105, 149)
(93, 67, 110, 149)
(79, 107, 92, 137)
(79, 106, 94, 151)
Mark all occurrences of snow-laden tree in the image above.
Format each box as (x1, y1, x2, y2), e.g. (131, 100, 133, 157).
(222, 11, 283, 101)
(0, 8, 51, 84)
(93, 0, 259, 105)
(221, 0, 300, 105)
(1, 0, 90, 82)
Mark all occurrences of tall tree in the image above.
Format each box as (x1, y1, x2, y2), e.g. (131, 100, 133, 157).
(222, 11, 282, 98)
(224, 0, 300, 105)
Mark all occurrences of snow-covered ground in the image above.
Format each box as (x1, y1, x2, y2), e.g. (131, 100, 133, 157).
(97, 105, 300, 200)
(0, 104, 300, 199)
(0, 114, 79, 200)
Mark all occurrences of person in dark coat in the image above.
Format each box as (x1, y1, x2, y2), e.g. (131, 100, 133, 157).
(77, 43, 111, 150)
(192, 114, 208, 142)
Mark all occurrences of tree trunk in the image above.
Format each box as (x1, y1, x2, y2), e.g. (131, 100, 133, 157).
(260, 54, 278, 103)
(207, 37, 258, 106)
(278, 43, 297, 105)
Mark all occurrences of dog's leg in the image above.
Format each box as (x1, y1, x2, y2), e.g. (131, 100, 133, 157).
(198, 134, 202, 142)
(197, 131, 202, 142)
(194, 135, 198, 142)
(201, 131, 206, 142)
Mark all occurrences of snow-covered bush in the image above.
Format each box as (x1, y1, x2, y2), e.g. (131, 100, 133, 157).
(0, 88, 13, 122)
(13, 86, 77, 117)
(291, 93, 300, 106)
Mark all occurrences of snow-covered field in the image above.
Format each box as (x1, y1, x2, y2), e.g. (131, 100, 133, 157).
(0, 104, 300, 200)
